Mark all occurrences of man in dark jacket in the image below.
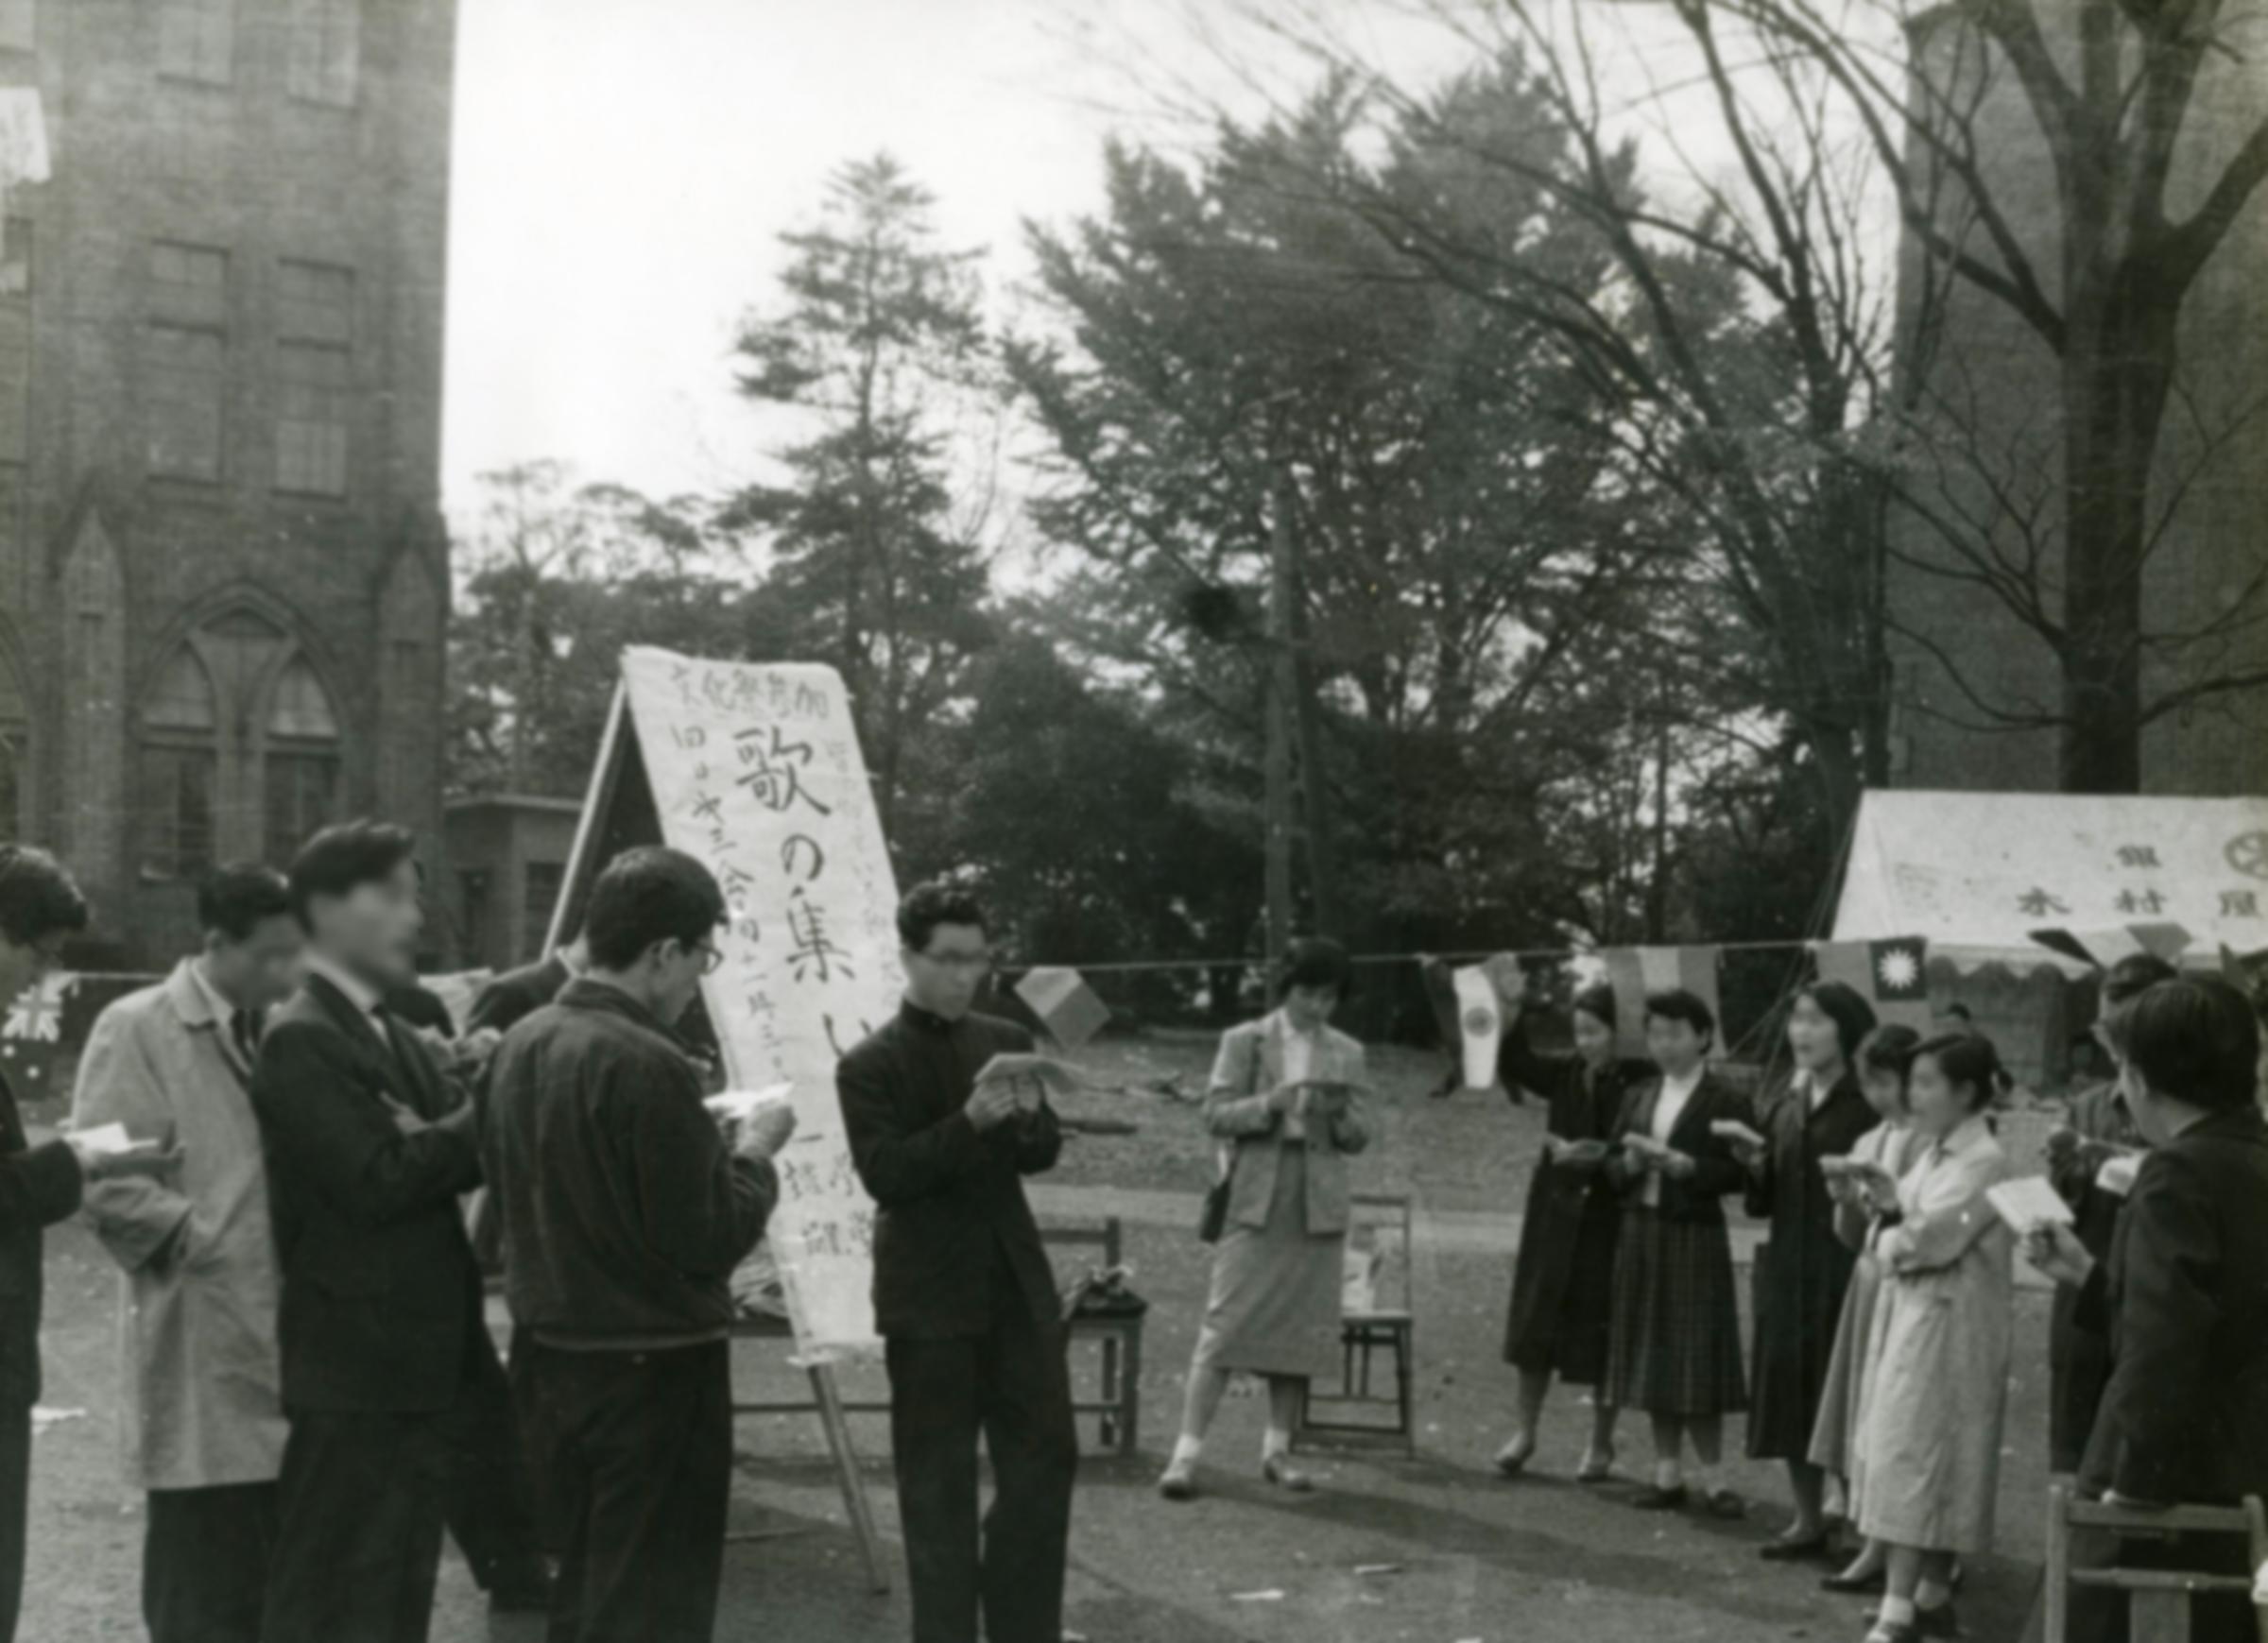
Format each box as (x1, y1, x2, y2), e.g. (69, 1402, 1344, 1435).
(2029, 975, 2268, 1643)
(2044, 951, 2177, 1472)
(836, 882, 1075, 1643)
(0, 847, 174, 1641)
(466, 933, 584, 1036)
(250, 821, 497, 1643)
(484, 847, 788, 1643)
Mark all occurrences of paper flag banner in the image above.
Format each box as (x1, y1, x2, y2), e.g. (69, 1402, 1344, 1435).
(1013, 967, 1110, 1052)
(1451, 965, 1501, 1090)
(2027, 922, 2191, 970)
(1602, 945, 1722, 1060)
(1811, 935, 1934, 1032)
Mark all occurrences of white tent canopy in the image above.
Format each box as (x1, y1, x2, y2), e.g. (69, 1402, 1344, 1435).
(1833, 790, 2268, 970)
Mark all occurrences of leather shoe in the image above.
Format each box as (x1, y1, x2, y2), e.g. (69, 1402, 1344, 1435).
(1630, 1483, 1688, 1511)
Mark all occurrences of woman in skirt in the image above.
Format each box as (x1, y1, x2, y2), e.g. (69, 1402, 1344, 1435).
(1852, 1035, 2015, 1643)
(1809, 1024, 1927, 1594)
(1603, 988, 1753, 1515)
(1493, 971, 1648, 1481)
(1736, 981, 1881, 1560)
(1160, 937, 1371, 1499)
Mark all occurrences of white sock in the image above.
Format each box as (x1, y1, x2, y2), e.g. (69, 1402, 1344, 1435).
(1263, 1426, 1293, 1462)
(1916, 1578, 1950, 1610)
(1169, 1434, 1203, 1469)
(1880, 1596, 1916, 1627)
(1654, 1457, 1683, 1490)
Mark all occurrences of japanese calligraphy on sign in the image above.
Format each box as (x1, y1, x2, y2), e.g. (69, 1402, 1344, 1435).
(592, 649, 902, 1360)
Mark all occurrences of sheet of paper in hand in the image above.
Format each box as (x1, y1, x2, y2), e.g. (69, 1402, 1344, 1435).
(69, 1122, 153, 1157)
(974, 1053, 1094, 1111)
(1710, 1118, 1767, 1151)
(1451, 965, 1501, 1090)
(705, 1083, 798, 1125)
(1985, 1175, 2077, 1235)
(1013, 967, 1110, 1053)
(558, 649, 905, 1360)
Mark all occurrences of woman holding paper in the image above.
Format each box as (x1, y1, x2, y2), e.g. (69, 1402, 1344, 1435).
(1738, 981, 1881, 1562)
(1160, 938, 1371, 1500)
(1809, 1024, 1926, 1594)
(1601, 989, 1753, 1515)
(1493, 974, 1648, 1481)
(1850, 1034, 2015, 1643)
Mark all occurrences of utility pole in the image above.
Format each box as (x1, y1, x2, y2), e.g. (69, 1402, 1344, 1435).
(1263, 472, 1297, 977)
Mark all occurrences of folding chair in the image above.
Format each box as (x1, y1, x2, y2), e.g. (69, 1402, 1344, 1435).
(1294, 1192, 1415, 1454)
(1042, 1217, 1144, 1456)
(2043, 1481, 2268, 1643)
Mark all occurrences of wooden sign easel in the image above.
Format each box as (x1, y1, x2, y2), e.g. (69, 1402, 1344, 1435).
(548, 659, 892, 1594)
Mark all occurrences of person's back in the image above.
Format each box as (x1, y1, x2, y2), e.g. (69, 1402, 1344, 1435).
(485, 981, 766, 1345)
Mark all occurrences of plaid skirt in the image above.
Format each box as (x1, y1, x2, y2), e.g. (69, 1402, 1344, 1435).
(1605, 1205, 1748, 1417)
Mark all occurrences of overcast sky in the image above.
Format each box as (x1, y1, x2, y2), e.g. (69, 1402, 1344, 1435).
(439, 0, 1754, 530)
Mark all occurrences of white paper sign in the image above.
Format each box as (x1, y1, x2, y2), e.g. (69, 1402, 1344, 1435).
(1452, 965, 1501, 1090)
(614, 649, 901, 1361)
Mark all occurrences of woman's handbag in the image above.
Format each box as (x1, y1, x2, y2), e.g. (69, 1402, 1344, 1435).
(1197, 1175, 1229, 1243)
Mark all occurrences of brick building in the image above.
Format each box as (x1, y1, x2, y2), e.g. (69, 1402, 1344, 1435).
(1887, 11, 2268, 796)
(0, 0, 456, 965)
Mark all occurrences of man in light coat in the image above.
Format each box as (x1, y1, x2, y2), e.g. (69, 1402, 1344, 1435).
(72, 864, 302, 1643)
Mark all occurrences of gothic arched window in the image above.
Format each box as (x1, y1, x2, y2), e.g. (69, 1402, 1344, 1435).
(139, 646, 219, 880)
(262, 656, 341, 864)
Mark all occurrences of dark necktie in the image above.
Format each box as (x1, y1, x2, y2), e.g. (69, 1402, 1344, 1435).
(230, 1008, 262, 1067)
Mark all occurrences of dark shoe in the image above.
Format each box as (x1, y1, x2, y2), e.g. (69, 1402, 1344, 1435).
(1630, 1483, 1689, 1511)
(1158, 1459, 1198, 1501)
(1821, 1566, 1887, 1595)
(1492, 1435, 1536, 1479)
(1864, 1625, 1919, 1643)
(1263, 1454, 1314, 1493)
(1915, 1602, 1959, 1638)
(1760, 1532, 1833, 1563)
(1698, 1486, 1746, 1520)
(1574, 1452, 1616, 1484)
(485, 1561, 553, 1616)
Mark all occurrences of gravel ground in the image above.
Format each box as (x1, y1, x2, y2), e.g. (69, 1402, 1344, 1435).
(18, 1031, 2059, 1642)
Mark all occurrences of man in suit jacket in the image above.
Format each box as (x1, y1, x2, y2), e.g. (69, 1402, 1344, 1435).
(2030, 976, 2268, 1643)
(836, 882, 1075, 1643)
(0, 847, 174, 1641)
(71, 864, 301, 1643)
(466, 935, 584, 1036)
(249, 821, 498, 1643)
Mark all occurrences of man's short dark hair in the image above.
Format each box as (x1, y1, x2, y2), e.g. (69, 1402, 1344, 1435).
(2103, 951, 2180, 1009)
(2117, 977, 2260, 1112)
(198, 863, 293, 942)
(1278, 936, 1351, 999)
(1643, 987, 1716, 1048)
(0, 845, 89, 949)
(584, 847, 726, 971)
(897, 881, 987, 953)
(287, 821, 419, 927)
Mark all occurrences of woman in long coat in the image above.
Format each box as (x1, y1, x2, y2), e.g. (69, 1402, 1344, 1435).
(1603, 988, 1753, 1515)
(1493, 975, 1647, 1481)
(1160, 938, 1371, 1500)
(1853, 1034, 2015, 1643)
(1809, 1024, 1927, 1594)
(1738, 981, 1881, 1560)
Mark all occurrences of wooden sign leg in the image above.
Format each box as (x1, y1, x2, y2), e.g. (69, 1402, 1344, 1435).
(808, 1361, 891, 1595)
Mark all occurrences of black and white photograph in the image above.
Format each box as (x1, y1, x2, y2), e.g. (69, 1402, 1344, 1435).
(0, 1, 2264, 1639)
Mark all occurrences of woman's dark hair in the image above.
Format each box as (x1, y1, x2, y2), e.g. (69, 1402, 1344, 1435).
(1643, 987, 1715, 1049)
(2103, 951, 2181, 1009)
(1570, 981, 1618, 1033)
(0, 845, 89, 949)
(1799, 979, 1879, 1061)
(198, 863, 293, 942)
(1914, 1030, 2011, 1112)
(2115, 977, 2260, 1113)
(1856, 1022, 1923, 1082)
(287, 821, 419, 927)
(585, 847, 727, 971)
(896, 881, 988, 953)
(1279, 936, 1351, 999)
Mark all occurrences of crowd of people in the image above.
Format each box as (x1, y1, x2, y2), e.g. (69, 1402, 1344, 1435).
(0, 829, 2262, 1643)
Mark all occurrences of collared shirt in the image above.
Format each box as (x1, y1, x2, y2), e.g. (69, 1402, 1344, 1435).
(301, 952, 388, 1046)
(188, 958, 259, 1076)
(1645, 1065, 1706, 1207)
(1279, 1014, 1324, 1141)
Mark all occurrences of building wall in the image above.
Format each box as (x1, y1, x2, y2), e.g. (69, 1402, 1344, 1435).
(0, 0, 456, 965)
(1887, 12, 2268, 796)
(441, 797, 581, 974)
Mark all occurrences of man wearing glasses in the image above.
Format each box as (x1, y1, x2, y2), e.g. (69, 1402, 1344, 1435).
(484, 845, 792, 1643)
(837, 881, 1076, 1643)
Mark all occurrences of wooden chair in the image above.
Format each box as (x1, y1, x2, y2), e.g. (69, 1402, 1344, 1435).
(1043, 1217, 1144, 1457)
(1295, 1192, 1415, 1454)
(2043, 1482, 2268, 1643)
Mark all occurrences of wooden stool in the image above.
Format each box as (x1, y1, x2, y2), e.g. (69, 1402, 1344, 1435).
(1044, 1217, 1144, 1456)
(2043, 1482, 2268, 1643)
(1296, 1193, 1416, 1454)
